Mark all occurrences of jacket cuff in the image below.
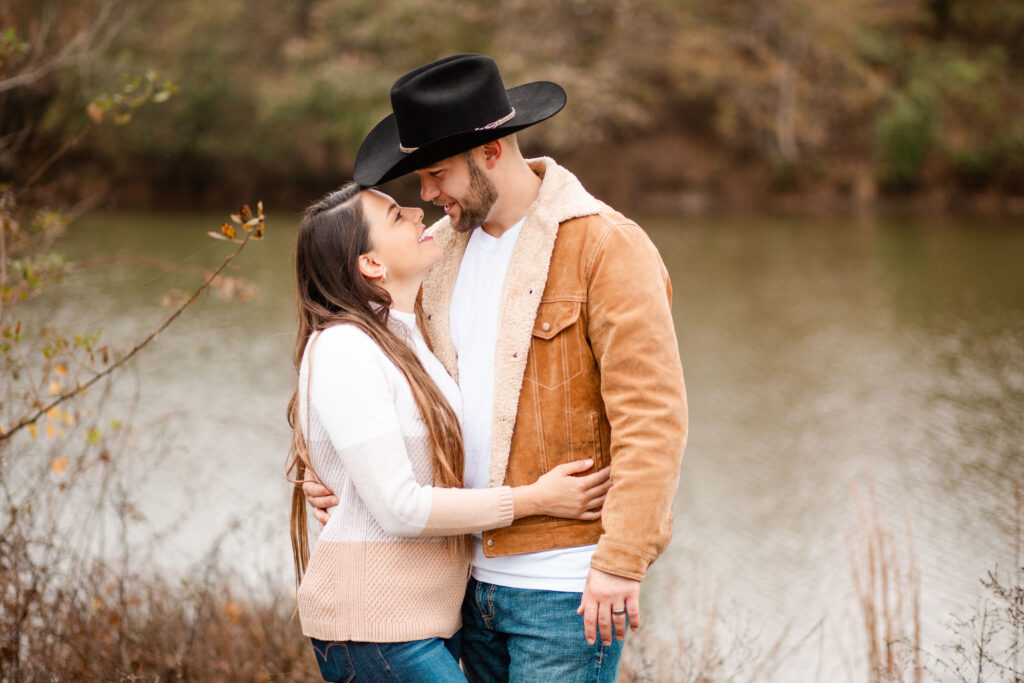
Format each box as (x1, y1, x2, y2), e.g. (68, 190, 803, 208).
(590, 537, 656, 581)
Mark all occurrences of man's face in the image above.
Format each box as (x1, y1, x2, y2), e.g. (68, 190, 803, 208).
(415, 151, 498, 233)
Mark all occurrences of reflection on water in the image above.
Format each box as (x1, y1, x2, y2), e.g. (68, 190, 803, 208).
(43, 210, 1024, 677)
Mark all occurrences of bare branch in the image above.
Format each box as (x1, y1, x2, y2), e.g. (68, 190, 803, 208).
(0, 229, 257, 443)
(0, 0, 138, 94)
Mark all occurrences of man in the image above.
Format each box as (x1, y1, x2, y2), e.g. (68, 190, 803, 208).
(305, 54, 687, 682)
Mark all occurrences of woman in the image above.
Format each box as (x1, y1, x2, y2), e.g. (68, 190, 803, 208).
(286, 183, 611, 682)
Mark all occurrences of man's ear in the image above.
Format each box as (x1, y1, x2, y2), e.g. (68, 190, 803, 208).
(357, 252, 385, 280)
(480, 139, 503, 169)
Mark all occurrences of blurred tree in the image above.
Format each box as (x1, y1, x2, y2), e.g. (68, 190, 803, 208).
(4, 0, 1023, 207)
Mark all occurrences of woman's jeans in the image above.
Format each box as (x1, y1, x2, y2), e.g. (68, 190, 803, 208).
(310, 634, 464, 682)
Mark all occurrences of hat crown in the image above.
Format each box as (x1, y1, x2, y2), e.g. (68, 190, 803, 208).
(390, 54, 514, 150)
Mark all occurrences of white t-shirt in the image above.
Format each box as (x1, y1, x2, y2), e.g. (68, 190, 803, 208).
(449, 218, 596, 592)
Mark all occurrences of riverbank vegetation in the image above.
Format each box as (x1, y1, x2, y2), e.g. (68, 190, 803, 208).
(3, 0, 1024, 213)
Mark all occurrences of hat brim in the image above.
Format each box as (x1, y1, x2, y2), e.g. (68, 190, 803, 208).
(354, 81, 566, 186)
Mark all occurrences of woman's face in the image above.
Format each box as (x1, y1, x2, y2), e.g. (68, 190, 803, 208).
(360, 190, 440, 282)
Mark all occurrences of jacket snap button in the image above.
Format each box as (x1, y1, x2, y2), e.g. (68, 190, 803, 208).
(486, 539, 495, 547)
(541, 322, 551, 332)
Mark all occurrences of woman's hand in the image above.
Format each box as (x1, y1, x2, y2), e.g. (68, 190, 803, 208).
(512, 459, 612, 520)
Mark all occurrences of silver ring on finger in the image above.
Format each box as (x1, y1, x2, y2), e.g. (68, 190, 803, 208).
(611, 607, 627, 615)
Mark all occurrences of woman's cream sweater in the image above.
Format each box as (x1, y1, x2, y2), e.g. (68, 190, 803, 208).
(296, 311, 514, 642)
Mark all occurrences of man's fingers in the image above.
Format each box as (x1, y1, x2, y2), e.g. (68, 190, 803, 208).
(580, 509, 601, 521)
(307, 494, 338, 510)
(312, 507, 330, 527)
(581, 599, 598, 645)
(611, 604, 628, 641)
(302, 479, 331, 498)
(597, 602, 613, 646)
(627, 595, 641, 631)
(586, 494, 607, 510)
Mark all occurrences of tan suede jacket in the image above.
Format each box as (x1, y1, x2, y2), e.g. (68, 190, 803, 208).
(421, 158, 687, 581)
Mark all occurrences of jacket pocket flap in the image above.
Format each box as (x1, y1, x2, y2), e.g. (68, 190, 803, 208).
(532, 301, 581, 340)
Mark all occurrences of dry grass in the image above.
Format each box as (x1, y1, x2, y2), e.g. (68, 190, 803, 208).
(618, 555, 804, 683)
(0, 526, 319, 682)
(846, 482, 922, 683)
(935, 482, 1024, 681)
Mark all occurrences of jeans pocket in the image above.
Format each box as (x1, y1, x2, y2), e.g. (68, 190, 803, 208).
(311, 638, 356, 683)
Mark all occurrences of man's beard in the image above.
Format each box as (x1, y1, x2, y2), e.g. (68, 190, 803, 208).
(450, 156, 498, 233)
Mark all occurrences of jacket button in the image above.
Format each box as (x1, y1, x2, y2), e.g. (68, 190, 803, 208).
(486, 539, 495, 547)
(541, 322, 551, 332)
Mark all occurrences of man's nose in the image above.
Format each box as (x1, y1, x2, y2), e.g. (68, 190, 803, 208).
(419, 178, 438, 202)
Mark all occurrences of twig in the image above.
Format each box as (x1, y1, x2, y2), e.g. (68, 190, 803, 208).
(0, 230, 256, 442)
(19, 123, 98, 195)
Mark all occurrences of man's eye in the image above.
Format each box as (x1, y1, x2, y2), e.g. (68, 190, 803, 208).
(396, 211, 403, 221)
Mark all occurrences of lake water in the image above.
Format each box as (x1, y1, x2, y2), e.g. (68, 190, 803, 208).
(27, 209, 1024, 679)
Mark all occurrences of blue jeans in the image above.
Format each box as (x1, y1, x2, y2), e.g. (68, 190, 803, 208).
(310, 635, 465, 682)
(460, 577, 625, 683)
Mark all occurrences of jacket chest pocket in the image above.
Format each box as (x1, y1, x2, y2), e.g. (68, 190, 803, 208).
(528, 300, 584, 390)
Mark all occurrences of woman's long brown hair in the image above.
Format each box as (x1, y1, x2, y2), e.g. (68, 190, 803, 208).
(287, 183, 465, 589)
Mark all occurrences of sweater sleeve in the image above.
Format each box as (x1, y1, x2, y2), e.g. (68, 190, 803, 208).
(308, 326, 515, 537)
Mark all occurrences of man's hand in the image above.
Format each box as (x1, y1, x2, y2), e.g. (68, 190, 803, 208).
(302, 468, 337, 529)
(577, 567, 641, 646)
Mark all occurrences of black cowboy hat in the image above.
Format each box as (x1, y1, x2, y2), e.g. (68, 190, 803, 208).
(353, 54, 566, 186)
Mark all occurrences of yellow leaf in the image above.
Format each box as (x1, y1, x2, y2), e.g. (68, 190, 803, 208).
(63, 412, 77, 426)
(222, 601, 243, 624)
(48, 380, 62, 394)
(86, 101, 105, 123)
(51, 457, 69, 474)
(46, 406, 61, 420)
(28, 423, 38, 439)
(55, 363, 68, 376)
(86, 427, 101, 444)
(45, 423, 56, 440)
(221, 222, 236, 240)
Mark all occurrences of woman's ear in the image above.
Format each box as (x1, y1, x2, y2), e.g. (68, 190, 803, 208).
(357, 252, 385, 281)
